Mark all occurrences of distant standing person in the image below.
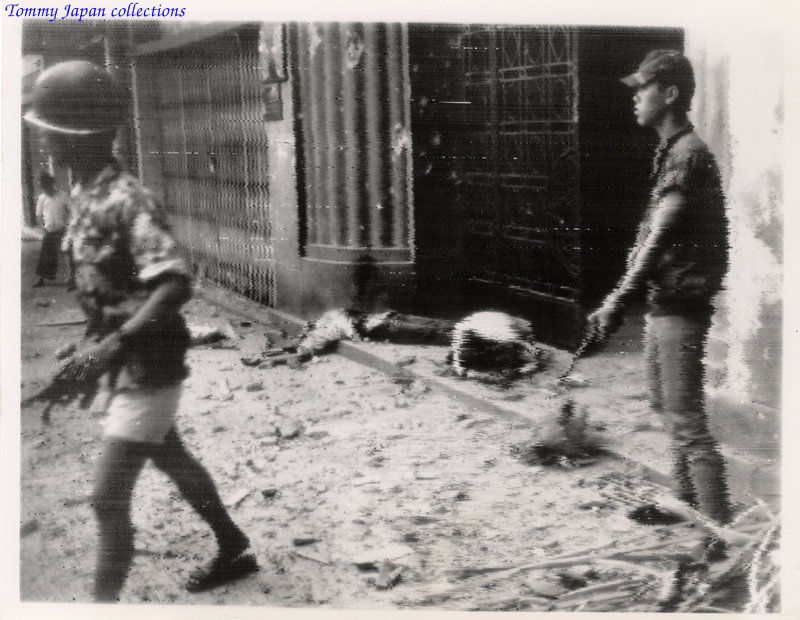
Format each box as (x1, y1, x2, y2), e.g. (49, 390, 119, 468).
(24, 60, 257, 602)
(33, 171, 73, 288)
(585, 50, 733, 526)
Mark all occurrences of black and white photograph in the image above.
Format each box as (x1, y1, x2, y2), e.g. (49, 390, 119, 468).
(1, 1, 795, 617)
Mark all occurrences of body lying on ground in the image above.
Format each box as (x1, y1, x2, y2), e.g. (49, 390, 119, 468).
(260, 309, 544, 383)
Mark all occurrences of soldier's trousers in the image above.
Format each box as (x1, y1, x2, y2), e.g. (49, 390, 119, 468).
(644, 312, 733, 525)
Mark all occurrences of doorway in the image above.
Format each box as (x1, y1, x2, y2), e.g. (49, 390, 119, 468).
(408, 24, 683, 346)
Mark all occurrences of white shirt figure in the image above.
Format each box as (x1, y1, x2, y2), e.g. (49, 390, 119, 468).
(35, 190, 71, 233)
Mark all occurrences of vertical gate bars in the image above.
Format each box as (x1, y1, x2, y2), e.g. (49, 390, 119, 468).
(459, 25, 581, 300)
(139, 25, 275, 305)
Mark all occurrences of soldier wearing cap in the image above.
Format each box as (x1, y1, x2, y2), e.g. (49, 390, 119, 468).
(586, 50, 733, 526)
(24, 61, 257, 601)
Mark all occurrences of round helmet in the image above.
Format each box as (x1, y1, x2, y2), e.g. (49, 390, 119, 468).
(24, 60, 129, 135)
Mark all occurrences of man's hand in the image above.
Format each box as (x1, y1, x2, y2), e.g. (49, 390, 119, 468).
(58, 332, 125, 384)
(586, 299, 625, 345)
(23, 331, 126, 420)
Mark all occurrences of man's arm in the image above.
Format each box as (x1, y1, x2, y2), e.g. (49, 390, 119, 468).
(36, 274, 192, 402)
(587, 191, 685, 340)
(117, 274, 192, 342)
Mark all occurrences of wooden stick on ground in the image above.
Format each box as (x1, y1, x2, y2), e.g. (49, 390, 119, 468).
(420, 533, 685, 606)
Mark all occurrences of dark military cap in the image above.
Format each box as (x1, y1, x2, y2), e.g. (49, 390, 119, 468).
(621, 49, 694, 88)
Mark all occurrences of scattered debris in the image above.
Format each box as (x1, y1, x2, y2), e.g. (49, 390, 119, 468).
(368, 456, 386, 468)
(352, 544, 414, 567)
(225, 488, 253, 509)
(355, 561, 379, 572)
(244, 381, 264, 392)
(526, 577, 567, 598)
(578, 500, 612, 513)
(188, 324, 230, 346)
(213, 379, 234, 401)
(241, 358, 262, 367)
(391, 371, 415, 387)
(557, 571, 590, 590)
(38, 318, 87, 327)
(554, 586, 642, 610)
(410, 516, 439, 525)
(294, 549, 332, 565)
(628, 504, 687, 526)
(407, 380, 430, 396)
(20, 267, 778, 612)
(375, 562, 406, 590)
(263, 346, 295, 358)
(261, 488, 279, 500)
(664, 513, 781, 613)
(224, 320, 242, 340)
(21, 519, 39, 537)
(275, 420, 304, 440)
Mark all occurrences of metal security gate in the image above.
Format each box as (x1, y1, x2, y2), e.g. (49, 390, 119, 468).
(137, 25, 275, 304)
(459, 26, 580, 302)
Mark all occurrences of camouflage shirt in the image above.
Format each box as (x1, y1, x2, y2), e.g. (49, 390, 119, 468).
(65, 163, 191, 387)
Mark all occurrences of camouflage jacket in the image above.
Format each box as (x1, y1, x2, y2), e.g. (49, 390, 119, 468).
(64, 162, 191, 388)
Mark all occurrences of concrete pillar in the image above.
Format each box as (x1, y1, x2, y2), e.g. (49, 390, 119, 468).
(292, 22, 415, 310)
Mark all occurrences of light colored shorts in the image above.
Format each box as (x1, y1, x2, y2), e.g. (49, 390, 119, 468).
(102, 384, 182, 444)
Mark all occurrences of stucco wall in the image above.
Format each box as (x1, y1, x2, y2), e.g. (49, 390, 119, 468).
(686, 29, 783, 410)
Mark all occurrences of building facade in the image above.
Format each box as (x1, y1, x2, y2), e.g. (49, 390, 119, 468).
(21, 21, 782, 403)
(21, 16, 784, 513)
(79, 21, 678, 346)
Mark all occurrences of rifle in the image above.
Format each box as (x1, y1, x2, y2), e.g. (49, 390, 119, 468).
(23, 307, 129, 425)
(558, 300, 627, 384)
(557, 327, 603, 384)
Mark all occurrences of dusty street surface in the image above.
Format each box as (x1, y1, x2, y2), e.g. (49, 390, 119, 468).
(18, 240, 778, 612)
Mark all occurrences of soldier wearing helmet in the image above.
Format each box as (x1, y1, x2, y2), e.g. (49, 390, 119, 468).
(25, 61, 257, 601)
